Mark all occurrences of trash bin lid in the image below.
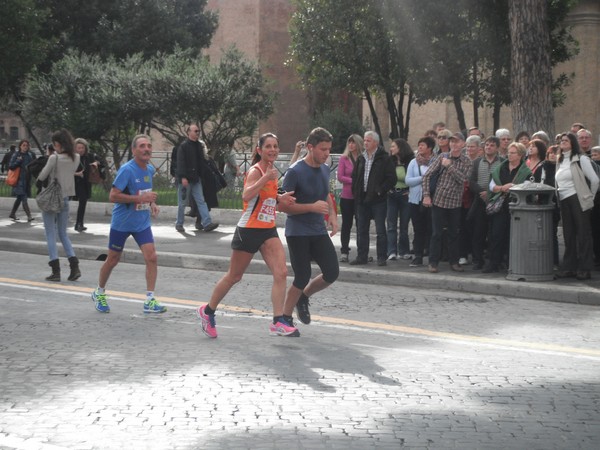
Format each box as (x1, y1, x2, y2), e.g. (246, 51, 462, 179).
(509, 180, 555, 193)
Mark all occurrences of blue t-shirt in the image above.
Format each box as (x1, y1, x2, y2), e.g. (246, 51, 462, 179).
(111, 159, 155, 232)
(282, 160, 330, 236)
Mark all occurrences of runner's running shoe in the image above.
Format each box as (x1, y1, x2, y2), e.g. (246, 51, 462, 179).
(269, 319, 300, 337)
(92, 289, 110, 313)
(296, 293, 311, 324)
(144, 298, 167, 314)
(197, 305, 217, 338)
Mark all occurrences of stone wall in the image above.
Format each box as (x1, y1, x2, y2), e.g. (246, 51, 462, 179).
(554, 0, 600, 144)
(206, 0, 310, 154)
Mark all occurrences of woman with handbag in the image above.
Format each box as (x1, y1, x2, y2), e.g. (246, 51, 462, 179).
(555, 132, 599, 280)
(73, 138, 104, 232)
(483, 142, 531, 273)
(337, 134, 363, 262)
(7, 139, 36, 222)
(37, 129, 81, 282)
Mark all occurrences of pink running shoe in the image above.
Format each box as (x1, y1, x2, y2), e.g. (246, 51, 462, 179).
(269, 319, 300, 337)
(197, 305, 217, 338)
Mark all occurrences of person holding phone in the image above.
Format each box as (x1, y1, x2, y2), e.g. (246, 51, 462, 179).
(421, 132, 472, 273)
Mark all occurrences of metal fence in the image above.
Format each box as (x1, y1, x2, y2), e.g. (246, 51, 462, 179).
(0, 152, 343, 209)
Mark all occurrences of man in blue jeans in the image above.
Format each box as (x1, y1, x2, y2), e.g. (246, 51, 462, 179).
(175, 124, 218, 233)
(350, 131, 397, 266)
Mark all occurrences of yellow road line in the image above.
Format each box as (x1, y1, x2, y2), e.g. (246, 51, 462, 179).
(2, 277, 600, 357)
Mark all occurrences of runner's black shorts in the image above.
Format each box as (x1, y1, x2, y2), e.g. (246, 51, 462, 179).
(231, 226, 279, 254)
(286, 234, 339, 288)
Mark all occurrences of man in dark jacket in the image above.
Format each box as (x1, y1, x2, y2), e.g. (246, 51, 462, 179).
(1, 145, 17, 173)
(175, 124, 218, 232)
(350, 131, 397, 266)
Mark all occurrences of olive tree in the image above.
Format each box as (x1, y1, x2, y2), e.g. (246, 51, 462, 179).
(23, 49, 275, 167)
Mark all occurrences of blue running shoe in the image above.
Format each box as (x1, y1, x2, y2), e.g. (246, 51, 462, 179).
(92, 289, 110, 313)
(144, 298, 167, 314)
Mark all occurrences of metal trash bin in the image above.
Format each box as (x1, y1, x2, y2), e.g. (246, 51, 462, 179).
(506, 182, 556, 281)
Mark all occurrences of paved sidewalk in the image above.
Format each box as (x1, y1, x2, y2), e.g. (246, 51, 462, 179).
(1, 198, 599, 305)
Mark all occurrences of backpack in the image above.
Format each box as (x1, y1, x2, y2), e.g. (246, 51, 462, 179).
(170, 145, 178, 177)
(577, 156, 600, 192)
(591, 160, 600, 191)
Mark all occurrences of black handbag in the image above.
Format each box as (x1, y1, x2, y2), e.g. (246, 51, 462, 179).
(429, 168, 442, 197)
(485, 193, 506, 215)
(205, 158, 227, 192)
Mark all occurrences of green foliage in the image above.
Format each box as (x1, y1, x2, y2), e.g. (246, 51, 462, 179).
(309, 109, 365, 154)
(1, 0, 217, 110)
(149, 47, 276, 162)
(290, 0, 413, 139)
(22, 48, 275, 168)
(0, 0, 50, 100)
(38, 0, 218, 63)
(290, 0, 577, 137)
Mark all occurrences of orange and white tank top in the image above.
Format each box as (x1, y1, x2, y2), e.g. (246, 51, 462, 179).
(237, 164, 278, 229)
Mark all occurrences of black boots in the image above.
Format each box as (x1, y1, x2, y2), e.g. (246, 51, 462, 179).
(9, 202, 19, 221)
(68, 256, 81, 281)
(46, 259, 61, 282)
(45, 258, 81, 282)
(22, 203, 34, 222)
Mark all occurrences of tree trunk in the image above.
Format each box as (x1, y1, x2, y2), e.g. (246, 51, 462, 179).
(453, 92, 467, 133)
(363, 88, 383, 141)
(472, 62, 479, 127)
(385, 89, 399, 140)
(493, 100, 501, 134)
(397, 88, 406, 139)
(403, 88, 414, 140)
(508, 0, 555, 137)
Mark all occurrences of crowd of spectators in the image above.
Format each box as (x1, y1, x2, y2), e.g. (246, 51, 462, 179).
(338, 123, 600, 281)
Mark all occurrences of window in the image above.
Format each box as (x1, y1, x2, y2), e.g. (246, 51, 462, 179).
(9, 127, 19, 140)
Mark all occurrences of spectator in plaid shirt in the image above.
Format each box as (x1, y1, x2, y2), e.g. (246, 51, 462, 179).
(421, 131, 472, 273)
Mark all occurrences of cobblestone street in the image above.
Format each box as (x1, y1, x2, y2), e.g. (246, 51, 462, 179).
(1, 252, 600, 449)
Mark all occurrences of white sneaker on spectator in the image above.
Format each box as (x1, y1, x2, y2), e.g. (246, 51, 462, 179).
(459, 257, 468, 265)
(387, 253, 397, 261)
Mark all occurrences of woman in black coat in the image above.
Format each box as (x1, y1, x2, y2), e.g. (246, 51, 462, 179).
(73, 138, 104, 231)
(8, 139, 36, 221)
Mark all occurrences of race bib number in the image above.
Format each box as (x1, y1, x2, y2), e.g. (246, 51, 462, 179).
(257, 197, 276, 223)
(136, 188, 152, 211)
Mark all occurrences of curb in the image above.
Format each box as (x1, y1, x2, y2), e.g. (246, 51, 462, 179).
(1, 238, 598, 306)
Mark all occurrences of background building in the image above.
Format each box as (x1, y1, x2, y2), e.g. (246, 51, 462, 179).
(205, 0, 310, 154)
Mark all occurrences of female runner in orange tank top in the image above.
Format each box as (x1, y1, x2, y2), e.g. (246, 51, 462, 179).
(196, 133, 298, 338)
